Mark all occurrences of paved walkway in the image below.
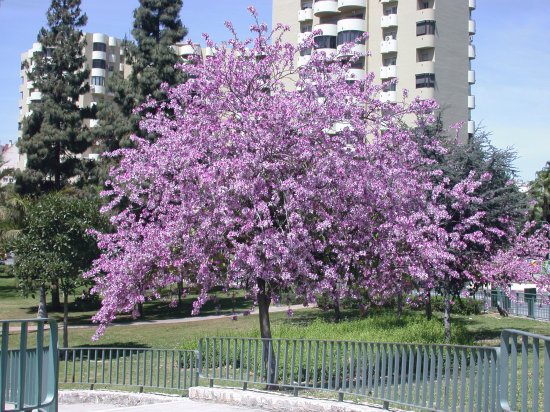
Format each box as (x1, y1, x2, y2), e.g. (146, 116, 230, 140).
(59, 399, 266, 412)
(7, 303, 313, 332)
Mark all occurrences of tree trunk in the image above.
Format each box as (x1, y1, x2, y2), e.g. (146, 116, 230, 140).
(257, 278, 277, 387)
(38, 284, 48, 318)
(443, 280, 452, 343)
(333, 297, 341, 323)
(136, 302, 144, 319)
(51, 280, 61, 310)
(177, 281, 183, 307)
(55, 141, 61, 190)
(63, 292, 69, 348)
(425, 289, 432, 321)
(396, 292, 403, 320)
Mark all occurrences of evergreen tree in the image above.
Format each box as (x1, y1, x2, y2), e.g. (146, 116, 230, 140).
(17, 0, 92, 196)
(529, 162, 550, 224)
(93, 0, 187, 155)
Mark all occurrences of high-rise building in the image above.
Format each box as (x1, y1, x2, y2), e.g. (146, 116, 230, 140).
(18, 33, 130, 141)
(273, 0, 476, 141)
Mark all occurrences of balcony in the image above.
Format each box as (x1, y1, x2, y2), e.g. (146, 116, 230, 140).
(91, 68, 106, 77)
(26, 81, 34, 90)
(92, 33, 108, 44)
(108, 36, 117, 47)
(468, 44, 476, 59)
(92, 51, 107, 61)
(298, 31, 312, 43)
(416, 61, 435, 74)
(204, 47, 216, 58)
(417, 8, 435, 21)
(176, 44, 201, 58)
(91, 85, 106, 94)
(380, 91, 397, 103)
(346, 68, 366, 81)
(467, 120, 475, 134)
(30, 42, 43, 55)
(469, 0, 476, 10)
(469, 19, 476, 35)
(380, 65, 397, 79)
(416, 34, 435, 49)
(468, 95, 476, 109)
(380, 38, 398, 54)
(338, 0, 366, 12)
(338, 17, 365, 32)
(29, 91, 42, 101)
(298, 8, 314, 22)
(381, 14, 398, 28)
(416, 88, 435, 99)
(298, 55, 311, 67)
(313, 0, 339, 16)
(337, 43, 365, 56)
(313, 23, 338, 37)
(381, 0, 398, 3)
(468, 70, 476, 84)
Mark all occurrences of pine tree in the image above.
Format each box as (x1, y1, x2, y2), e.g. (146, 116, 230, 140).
(17, 0, 92, 196)
(93, 0, 187, 155)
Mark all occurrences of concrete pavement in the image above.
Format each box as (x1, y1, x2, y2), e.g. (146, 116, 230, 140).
(59, 399, 267, 412)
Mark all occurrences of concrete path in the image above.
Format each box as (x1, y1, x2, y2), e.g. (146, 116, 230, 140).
(59, 399, 267, 412)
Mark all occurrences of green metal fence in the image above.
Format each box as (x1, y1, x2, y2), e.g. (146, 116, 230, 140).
(198, 337, 500, 412)
(475, 290, 550, 321)
(500, 329, 550, 412)
(0, 319, 58, 412)
(58, 347, 199, 393)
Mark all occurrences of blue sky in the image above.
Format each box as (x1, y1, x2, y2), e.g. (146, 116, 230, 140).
(0, 0, 548, 181)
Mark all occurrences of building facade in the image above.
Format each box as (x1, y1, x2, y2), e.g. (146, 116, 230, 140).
(273, 0, 476, 142)
(18, 33, 130, 141)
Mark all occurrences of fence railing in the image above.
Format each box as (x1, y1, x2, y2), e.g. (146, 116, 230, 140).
(58, 347, 199, 392)
(474, 290, 550, 321)
(198, 337, 500, 412)
(500, 329, 550, 412)
(0, 319, 58, 412)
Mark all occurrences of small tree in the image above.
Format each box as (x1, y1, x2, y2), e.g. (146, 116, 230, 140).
(13, 192, 106, 347)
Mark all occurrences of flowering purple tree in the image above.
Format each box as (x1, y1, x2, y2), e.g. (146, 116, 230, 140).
(87, 11, 549, 351)
(87, 10, 445, 348)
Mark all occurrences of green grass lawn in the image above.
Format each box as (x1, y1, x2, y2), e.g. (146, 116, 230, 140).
(3, 264, 550, 350)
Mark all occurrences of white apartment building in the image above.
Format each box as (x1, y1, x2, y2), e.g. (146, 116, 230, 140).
(273, 0, 476, 142)
(18, 33, 130, 139)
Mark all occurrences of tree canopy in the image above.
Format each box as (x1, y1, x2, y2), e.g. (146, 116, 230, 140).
(17, 0, 92, 195)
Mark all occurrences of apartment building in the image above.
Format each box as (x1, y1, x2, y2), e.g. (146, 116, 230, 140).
(18, 33, 130, 140)
(273, 0, 476, 142)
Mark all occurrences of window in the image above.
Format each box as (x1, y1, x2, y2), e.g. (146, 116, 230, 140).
(314, 36, 337, 49)
(337, 30, 365, 46)
(92, 59, 106, 69)
(300, 48, 312, 56)
(384, 6, 397, 15)
(301, 24, 312, 33)
(93, 42, 107, 52)
(417, 21, 436, 36)
(91, 76, 105, 86)
(417, 48, 434, 62)
(18, 122, 22, 131)
(301, 1, 312, 9)
(416, 73, 435, 88)
(418, 0, 432, 9)
(383, 82, 396, 92)
(383, 56, 397, 66)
